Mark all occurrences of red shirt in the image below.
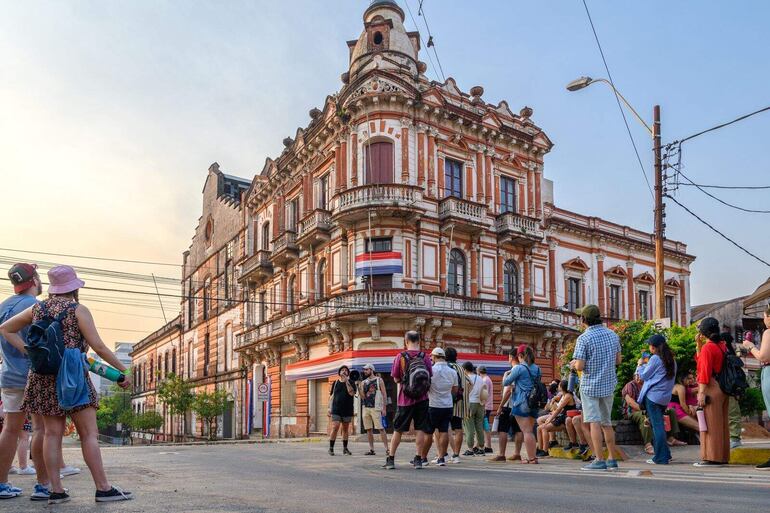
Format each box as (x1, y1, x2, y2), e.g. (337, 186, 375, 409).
(696, 341, 726, 385)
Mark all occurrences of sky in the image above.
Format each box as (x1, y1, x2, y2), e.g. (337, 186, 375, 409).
(1, 0, 768, 346)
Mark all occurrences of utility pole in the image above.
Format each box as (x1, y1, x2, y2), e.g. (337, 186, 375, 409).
(653, 105, 665, 319)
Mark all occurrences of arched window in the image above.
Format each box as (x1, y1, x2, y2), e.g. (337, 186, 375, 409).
(224, 324, 232, 372)
(364, 141, 394, 184)
(317, 259, 327, 300)
(164, 352, 169, 377)
(448, 249, 466, 296)
(287, 275, 295, 312)
(261, 222, 270, 250)
(503, 260, 520, 303)
(172, 348, 177, 375)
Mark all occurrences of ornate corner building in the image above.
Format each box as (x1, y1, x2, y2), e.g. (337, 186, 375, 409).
(132, 0, 695, 440)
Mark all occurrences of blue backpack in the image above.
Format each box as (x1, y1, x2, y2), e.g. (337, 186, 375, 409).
(25, 302, 75, 375)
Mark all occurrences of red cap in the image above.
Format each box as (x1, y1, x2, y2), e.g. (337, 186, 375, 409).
(8, 263, 38, 294)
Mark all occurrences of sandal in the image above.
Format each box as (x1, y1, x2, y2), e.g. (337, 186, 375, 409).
(644, 444, 654, 455)
(668, 439, 687, 447)
(522, 458, 539, 464)
(364, 450, 376, 456)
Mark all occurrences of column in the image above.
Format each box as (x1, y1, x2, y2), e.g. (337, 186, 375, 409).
(400, 120, 410, 183)
(439, 236, 447, 292)
(307, 255, 316, 304)
(465, 165, 474, 201)
(340, 233, 348, 291)
(470, 240, 479, 298)
(272, 201, 280, 239)
(534, 165, 543, 218)
(427, 130, 436, 197)
(340, 138, 348, 190)
(303, 172, 312, 212)
(523, 254, 532, 305)
(334, 142, 342, 193)
(484, 152, 493, 207)
(527, 165, 535, 217)
(280, 273, 287, 315)
(518, 180, 527, 215)
(626, 261, 635, 320)
(496, 254, 504, 301)
(417, 129, 425, 188)
(350, 133, 358, 186)
(437, 154, 445, 198)
(678, 273, 688, 326)
(596, 254, 605, 316)
(548, 241, 557, 308)
(475, 147, 484, 202)
(493, 174, 500, 214)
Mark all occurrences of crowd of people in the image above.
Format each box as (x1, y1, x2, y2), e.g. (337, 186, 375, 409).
(327, 304, 770, 472)
(0, 263, 134, 504)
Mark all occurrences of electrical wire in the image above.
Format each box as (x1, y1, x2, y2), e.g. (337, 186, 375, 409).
(678, 170, 770, 214)
(673, 105, 770, 146)
(0, 247, 181, 267)
(414, 0, 446, 82)
(581, 0, 654, 199)
(677, 182, 770, 190)
(665, 194, 770, 268)
(403, 0, 440, 81)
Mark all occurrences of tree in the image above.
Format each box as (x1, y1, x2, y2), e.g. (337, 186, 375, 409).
(156, 372, 194, 441)
(192, 388, 231, 440)
(96, 385, 132, 432)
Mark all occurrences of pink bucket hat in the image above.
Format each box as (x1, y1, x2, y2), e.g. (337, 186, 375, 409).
(47, 265, 85, 294)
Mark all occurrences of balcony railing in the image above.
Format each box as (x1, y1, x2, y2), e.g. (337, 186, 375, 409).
(297, 209, 332, 244)
(238, 250, 272, 282)
(495, 212, 544, 243)
(235, 289, 578, 348)
(438, 196, 488, 227)
(331, 184, 423, 220)
(270, 231, 299, 266)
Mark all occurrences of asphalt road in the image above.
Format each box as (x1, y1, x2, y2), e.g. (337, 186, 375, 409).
(2, 441, 769, 512)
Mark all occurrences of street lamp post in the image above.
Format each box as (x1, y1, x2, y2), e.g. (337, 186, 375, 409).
(566, 76, 666, 320)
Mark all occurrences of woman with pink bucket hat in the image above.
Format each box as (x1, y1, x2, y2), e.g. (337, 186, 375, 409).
(0, 265, 133, 504)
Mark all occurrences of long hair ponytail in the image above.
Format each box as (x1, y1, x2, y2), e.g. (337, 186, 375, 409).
(649, 334, 676, 379)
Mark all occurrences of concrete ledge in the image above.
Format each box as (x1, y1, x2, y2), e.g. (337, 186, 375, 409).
(729, 447, 770, 465)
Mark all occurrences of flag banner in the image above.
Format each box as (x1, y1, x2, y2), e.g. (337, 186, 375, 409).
(355, 251, 403, 276)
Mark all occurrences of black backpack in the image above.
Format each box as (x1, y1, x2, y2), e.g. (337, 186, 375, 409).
(25, 303, 74, 375)
(713, 342, 748, 398)
(524, 365, 548, 410)
(400, 351, 431, 400)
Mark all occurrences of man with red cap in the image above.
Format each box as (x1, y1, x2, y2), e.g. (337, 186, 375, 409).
(0, 263, 51, 500)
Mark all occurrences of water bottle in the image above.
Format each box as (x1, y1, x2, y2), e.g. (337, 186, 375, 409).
(567, 370, 578, 392)
(696, 407, 707, 432)
(87, 357, 125, 383)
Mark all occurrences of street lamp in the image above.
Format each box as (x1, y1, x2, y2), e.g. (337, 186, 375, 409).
(567, 76, 666, 321)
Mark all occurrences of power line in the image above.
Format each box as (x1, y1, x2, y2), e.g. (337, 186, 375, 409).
(678, 182, 770, 191)
(678, 170, 770, 214)
(0, 247, 181, 267)
(581, 0, 654, 199)
(403, 0, 440, 81)
(414, 0, 446, 82)
(673, 105, 770, 145)
(0, 255, 179, 284)
(665, 194, 770, 268)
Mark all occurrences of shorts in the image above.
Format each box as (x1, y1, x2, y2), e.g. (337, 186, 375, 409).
(668, 402, 689, 421)
(511, 402, 538, 419)
(330, 414, 352, 423)
(497, 407, 514, 434)
(1, 388, 25, 413)
(393, 400, 430, 433)
(428, 407, 453, 433)
(450, 415, 463, 431)
(362, 407, 383, 430)
(581, 395, 614, 426)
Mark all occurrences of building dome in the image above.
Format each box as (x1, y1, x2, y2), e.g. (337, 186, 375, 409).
(347, 0, 419, 82)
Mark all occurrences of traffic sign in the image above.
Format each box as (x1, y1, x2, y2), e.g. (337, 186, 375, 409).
(256, 383, 269, 402)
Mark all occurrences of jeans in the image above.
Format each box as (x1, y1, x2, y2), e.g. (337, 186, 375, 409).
(762, 367, 770, 422)
(463, 402, 485, 448)
(645, 397, 671, 464)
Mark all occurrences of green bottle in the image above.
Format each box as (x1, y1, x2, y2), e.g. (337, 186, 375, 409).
(87, 357, 125, 383)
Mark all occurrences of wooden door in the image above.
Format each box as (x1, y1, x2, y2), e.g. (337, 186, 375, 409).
(314, 379, 330, 434)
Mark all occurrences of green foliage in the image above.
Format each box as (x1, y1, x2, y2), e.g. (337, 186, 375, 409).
(135, 410, 164, 432)
(95, 385, 132, 431)
(156, 372, 194, 438)
(739, 387, 766, 417)
(192, 388, 231, 440)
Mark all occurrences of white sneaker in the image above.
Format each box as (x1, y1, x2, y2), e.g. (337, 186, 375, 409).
(451, 456, 461, 464)
(8, 467, 19, 475)
(431, 458, 440, 464)
(17, 467, 36, 476)
(60, 466, 81, 477)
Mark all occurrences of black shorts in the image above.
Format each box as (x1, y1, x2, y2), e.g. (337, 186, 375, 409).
(428, 407, 453, 433)
(497, 407, 513, 433)
(393, 400, 430, 433)
(450, 415, 463, 431)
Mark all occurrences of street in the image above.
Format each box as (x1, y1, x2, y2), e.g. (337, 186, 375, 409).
(4, 441, 768, 512)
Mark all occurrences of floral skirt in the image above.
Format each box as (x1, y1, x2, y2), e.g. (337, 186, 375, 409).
(22, 370, 99, 417)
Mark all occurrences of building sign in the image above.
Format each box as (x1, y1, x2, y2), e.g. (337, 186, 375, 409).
(355, 252, 403, 276)
(256, 383, 269, 402)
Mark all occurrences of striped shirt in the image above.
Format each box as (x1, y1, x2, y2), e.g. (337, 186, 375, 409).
(448, 361, 466, 418)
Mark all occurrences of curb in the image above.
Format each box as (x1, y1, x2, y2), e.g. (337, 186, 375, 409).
(104, 437, 326, 448)
(729, 447, 770, 465)
(548, 446, 628, 461)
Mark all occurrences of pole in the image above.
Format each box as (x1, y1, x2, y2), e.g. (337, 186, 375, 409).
(653, 105, 665, 319)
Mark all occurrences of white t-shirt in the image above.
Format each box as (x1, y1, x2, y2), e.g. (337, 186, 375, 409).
(428, 362, 458, 408)
(466, 373, 484, 404)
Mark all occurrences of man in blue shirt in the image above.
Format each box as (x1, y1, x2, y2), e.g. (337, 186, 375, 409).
(0, 263, 50, 500)
(570, 304, 622, 471)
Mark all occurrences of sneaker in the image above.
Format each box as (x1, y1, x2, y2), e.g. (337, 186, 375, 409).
(8, 467, 19, 475)
(578, 445, 590, 457)
(328, 448, 334, 456)
(60, 466, 81, 477)
(343, 448, 352, 456)
(484, 447, 494, 454)
(0, 482, 23, 499)
(563, 442, 577, 451)
(463, 450, 475, 456)
(421, 458, 429, 467)
(95, 486, 133, 502)
(30, 484, 51, 501)
(450, 455, 461, 464)
(548, 440, 559, 448)
(383, 456, 395, 470)
(435, 457, 446, 466)
(581, 460, 607, 471)
(48, 492, 70, 505)
(693, 461, 724, 468)
(365, 450, 376, 456)
(730, 439, 742, 449)
(535, 449, 549, 458)
(413, 456, 423, 470)
(473, 447, 485, 456)
(606, 459, 619, 470)
(17, 467, 36, 476)
(755, 459, 770, 470)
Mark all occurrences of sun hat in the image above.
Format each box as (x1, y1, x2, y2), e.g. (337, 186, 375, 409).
(47, 265, 85, 295)
(430, 347, 446, 357)
(8, 263, 37, 293)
